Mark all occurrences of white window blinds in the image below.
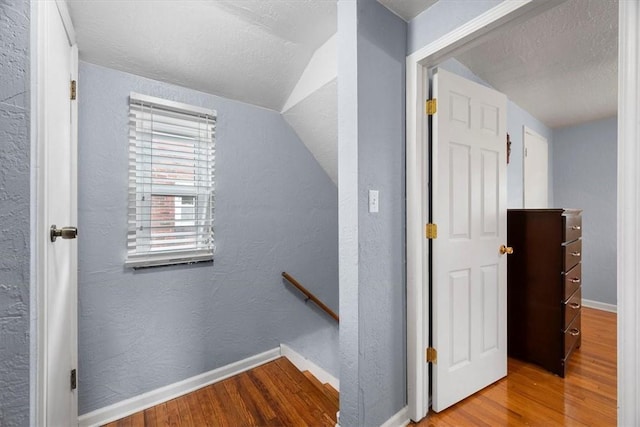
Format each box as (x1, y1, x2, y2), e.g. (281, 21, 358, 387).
(126, 93, 216, 268)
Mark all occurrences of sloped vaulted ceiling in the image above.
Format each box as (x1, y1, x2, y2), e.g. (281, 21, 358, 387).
(67, 0, 336, 112)
(68, 0, 339, 184)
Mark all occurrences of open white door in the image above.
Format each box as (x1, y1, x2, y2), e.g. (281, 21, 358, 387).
(431, 69, 508, 412)
(36, 0, 78, 425)
(523, 127, 549, 208)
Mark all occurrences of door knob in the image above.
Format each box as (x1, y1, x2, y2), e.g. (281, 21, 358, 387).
(500, 245, 513, 255)
(50, 225, 78, 242)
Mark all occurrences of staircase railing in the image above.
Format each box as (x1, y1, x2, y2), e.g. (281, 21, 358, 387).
(282, 272, 339, 322)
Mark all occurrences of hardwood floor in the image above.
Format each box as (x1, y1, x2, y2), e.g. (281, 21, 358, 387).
(104, 358, 338, 427)
(105, 307, 614, 427)
(416, 307, 617, 426)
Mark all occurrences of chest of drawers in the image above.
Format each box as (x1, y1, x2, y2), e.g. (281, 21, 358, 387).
(506, 209, 583, 377)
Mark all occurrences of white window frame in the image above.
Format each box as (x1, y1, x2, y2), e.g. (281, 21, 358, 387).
(125, 92, 216, 268)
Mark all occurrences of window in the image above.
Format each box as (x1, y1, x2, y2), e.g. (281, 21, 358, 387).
(126, 93, 216, 268)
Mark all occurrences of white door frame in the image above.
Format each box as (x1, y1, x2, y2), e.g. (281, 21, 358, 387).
(32, 0, 78, 424)
(523, 126, 549, 208)
(406, 0, 639, 424)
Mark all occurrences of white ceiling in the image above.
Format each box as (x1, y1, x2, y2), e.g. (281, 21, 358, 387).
(454, 0, 618, 129)
(69, 0, 617, 187)
(67, 0, 337, 111)
(377, 0, 437, 21)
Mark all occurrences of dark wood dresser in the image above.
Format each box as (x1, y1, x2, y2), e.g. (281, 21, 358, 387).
(507, 209, 582, 377)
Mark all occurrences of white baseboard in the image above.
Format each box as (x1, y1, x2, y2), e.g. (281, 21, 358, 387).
(582, 299, 617, 313)
(380, 405, 411, 427)
(280, 343, 339, 390)
(77, 348, 281, 427)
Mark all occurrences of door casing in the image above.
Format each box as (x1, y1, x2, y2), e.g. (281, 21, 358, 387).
(32, 0, 78, 424)
(523, 126, 549, 208)
(406, 0, 640, 423)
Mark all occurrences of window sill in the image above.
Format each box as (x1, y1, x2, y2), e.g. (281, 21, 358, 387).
(125, 253, 213, 269)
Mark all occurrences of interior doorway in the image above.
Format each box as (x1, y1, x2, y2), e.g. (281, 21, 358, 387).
(406, 0, 638, 423)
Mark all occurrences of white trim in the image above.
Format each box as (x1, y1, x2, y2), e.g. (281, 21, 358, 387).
(34, 1, 79, 424)
(54, 0, 76, 45)
(280, 344, 339, 391)
(405, 45, 429, 422)
(405, 0, 567, 421)
(29, 0, 39, 424)
(582, 299, 617, 314)
(406, 1, 560, 68)
(77, 348, 281, 427)
(617, 2, 640, 425)
(34, 4, 47, 424)
(380, 406, 411, 427)
(130, 92, 216, 118)
(522, 125, 549, 208)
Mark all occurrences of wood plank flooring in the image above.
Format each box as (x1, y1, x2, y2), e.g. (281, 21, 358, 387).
(105, 307, 615, 427)
(104, 357, 338, 427)
(416, 307, 617, 426)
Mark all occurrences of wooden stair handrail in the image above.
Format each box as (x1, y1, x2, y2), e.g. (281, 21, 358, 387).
(282, 272, 339, 322)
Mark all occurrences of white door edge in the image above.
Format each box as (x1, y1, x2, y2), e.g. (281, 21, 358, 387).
(32, 0, 78, 424)
(617, 2, 640, 425)
(522, 126, 549, 209)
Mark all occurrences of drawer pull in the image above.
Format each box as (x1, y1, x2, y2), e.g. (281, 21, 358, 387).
(569, 302, 581, 309)
(570, 278, 581, 283)
(571, 225, 581, 230)
(571, 251, 581, 257)
(568, 328, 580, 336)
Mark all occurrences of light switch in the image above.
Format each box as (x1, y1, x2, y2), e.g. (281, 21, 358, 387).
(369, 190, 379, 213)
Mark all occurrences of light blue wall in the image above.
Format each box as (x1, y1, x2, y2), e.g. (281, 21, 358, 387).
(77, 62, 338, 414)
(0, 0, 31, 425)
(338, 0, 407, 425)
(337, 1, 360, 425)
(553, 116, 617, 305)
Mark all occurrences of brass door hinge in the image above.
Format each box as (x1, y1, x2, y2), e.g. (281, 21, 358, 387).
(70, 80, 77, 100)
(426, 98, 437, 115)
(426, 347, 437, 363)
(426, 223, 438, 239)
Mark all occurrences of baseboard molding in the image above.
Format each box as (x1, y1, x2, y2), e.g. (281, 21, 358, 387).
(380, 406, 411, 427)
(280, 343, 339, 390)
(77, 347, 281, 427)
(582, 299, 617, 313)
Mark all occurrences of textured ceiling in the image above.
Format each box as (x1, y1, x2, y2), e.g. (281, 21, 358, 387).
(377, 0, 438, 21)
(67, 0, 337, 111)
(454, 0, 618, 129)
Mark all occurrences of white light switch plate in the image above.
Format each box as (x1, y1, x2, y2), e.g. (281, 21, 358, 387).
(369, 190, 379, 213)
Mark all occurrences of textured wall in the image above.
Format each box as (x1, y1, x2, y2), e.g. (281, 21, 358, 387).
(77, 62, 338, 414)
(337, 1, 360, 425)
(553, 116, 617, 305)
(0, 0, 31, 425)
(338, 0, 407, 425)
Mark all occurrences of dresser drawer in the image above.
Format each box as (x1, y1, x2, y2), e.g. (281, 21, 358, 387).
(564, 263, 582, 301)
(564, 238, 582, 271)
(564, 314, 581, 357)
(564, 214, 582, 242)
(563, 287, 581, 329)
